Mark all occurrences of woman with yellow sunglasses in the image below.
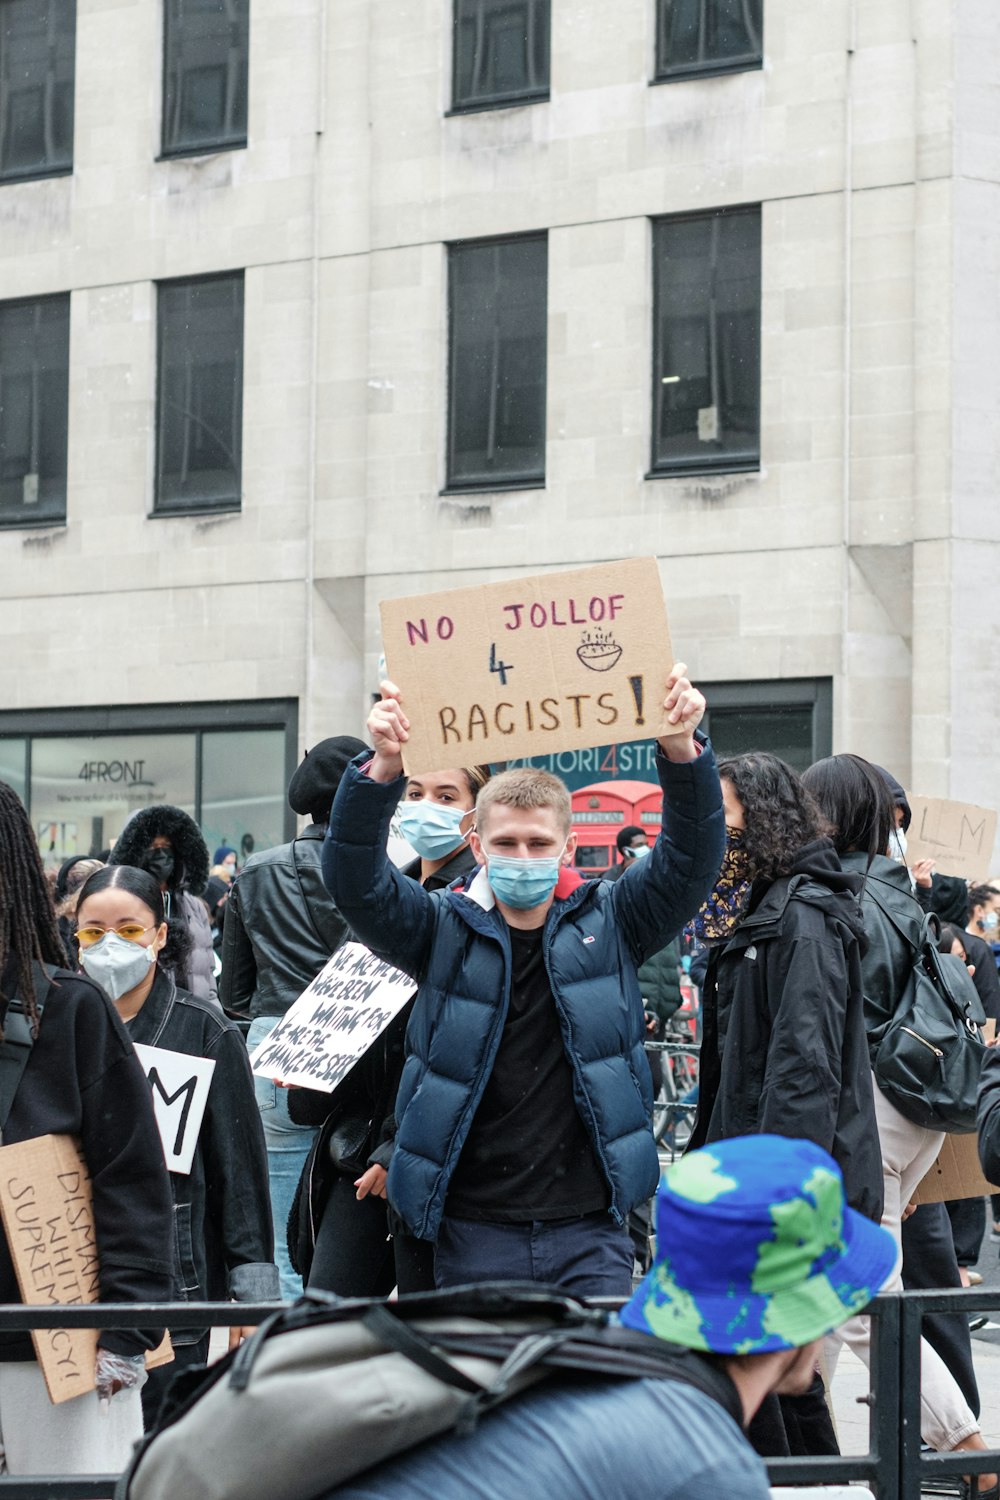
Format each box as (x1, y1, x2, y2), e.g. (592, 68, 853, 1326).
(0, 781, 173, 1479)
(74, 864, 279, 1430)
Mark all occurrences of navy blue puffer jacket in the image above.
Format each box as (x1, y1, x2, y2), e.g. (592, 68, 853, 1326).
(323, 744, 724, 1241)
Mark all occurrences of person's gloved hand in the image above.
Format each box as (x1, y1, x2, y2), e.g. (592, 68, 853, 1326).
(95, 1350, 147, 1411)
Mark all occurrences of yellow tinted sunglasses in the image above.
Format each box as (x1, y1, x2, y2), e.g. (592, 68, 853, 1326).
(75, 923, 155, 949)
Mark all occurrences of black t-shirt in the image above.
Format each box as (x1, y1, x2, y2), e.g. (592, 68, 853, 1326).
(445, 926, 609, 1222)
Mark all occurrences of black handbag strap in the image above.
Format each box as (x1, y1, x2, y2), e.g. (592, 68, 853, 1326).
(862, 876, 928, 957)
(290, 837, 346, 957)
(0, 962, 53, 1134)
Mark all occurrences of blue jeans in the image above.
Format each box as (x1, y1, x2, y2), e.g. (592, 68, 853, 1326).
(434, 1211, 634, 1299)
(247, 1015, 318, 1301)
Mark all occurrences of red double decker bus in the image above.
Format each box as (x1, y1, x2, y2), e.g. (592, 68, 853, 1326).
(570, 780, 663, 877)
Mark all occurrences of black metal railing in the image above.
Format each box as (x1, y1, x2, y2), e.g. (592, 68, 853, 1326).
(0, 1290, 998, 1498)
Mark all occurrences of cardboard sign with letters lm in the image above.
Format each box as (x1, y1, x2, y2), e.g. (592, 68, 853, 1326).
(0, 1134, 172, 1404)
(379, 557, 676, 774)
(905, 795, 998, 882)
(249, 942, 416, 1093)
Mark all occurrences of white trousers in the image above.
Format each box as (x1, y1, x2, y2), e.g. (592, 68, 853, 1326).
(825, 1082, 979, 1451)
(0, 1361, 142, 1475)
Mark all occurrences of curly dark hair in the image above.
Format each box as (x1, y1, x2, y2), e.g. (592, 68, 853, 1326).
(718, 753, 831, 881)
(76, 865, 192, 986)
(0, 781, 68, 1037)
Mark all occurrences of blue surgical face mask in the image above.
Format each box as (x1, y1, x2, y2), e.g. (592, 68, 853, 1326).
(79, 931, 156, 1001)
(625, 843, 650, 861)
(397, 800, 469, 861)
(486, 845, 566, 910)
(981, 910, 999, 934)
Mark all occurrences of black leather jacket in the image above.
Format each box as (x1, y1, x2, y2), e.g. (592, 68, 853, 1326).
(839, 853, 924, 1060)
(220, 824, 350, 1019)
(127, 968, 279, 1343)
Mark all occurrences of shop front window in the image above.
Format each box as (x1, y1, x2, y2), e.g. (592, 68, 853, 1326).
(6, 711, 294, 867)
(0, 738, 27, 805)
(30, 734, 196, 863)
(201, 728, 286, 866)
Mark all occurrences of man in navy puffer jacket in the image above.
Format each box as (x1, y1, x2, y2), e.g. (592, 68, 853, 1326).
(322, 664, 724, 1296)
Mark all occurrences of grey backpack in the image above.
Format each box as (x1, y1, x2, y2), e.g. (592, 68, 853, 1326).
(115, 1284, 741, 1500)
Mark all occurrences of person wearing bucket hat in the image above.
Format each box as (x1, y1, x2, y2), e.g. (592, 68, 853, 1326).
(323, 1136, 895, 1500)
(220, 733, 368, 1298)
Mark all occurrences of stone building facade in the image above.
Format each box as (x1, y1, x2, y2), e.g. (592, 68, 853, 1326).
(1, 0, 997, 862)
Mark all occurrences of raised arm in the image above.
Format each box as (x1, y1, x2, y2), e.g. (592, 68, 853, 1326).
(321, 685, 436, 979)
(613, 666, 725, 962)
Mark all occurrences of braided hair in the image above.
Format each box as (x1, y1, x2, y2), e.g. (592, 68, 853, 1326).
(0, 781, 68, 1039)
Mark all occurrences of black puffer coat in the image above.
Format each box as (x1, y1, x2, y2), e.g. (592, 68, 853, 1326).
(691, 839, 884, 1221)
(110, 805, 217, 1004)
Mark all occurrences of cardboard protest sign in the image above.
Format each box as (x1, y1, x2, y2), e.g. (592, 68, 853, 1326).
(914, 1132, 1000, 1205)
(0, 1135, 172, 1404)
(248, 942, 416, 1092)
(905, 796, 998, 881)
(133, 1045, 216, 1176)
(379, 557, 676, 774)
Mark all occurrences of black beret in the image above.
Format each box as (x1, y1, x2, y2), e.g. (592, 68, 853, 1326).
(287, 736, 369, 816)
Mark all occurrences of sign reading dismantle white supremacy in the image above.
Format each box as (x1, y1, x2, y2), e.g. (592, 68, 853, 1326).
(248, 942, 416, 1092)
(0, 1134, 173, 1404)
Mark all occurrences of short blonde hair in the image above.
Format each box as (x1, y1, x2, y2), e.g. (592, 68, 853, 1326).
(475, 768, 572, 836)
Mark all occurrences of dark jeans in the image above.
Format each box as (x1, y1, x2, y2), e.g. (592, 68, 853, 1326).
(141, 1333, 210, 1431)
(310, 1173, 396, 1298)
(434, 1210, 635, 1298)
(944, 1196, 986, 1268)
(902, 1202, 980, 1417)
(310, 1174, 437, 1297)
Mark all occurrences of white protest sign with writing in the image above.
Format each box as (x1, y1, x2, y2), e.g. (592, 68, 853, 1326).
(379, 557, 676, 775)
(248, 942, 416, 1092)
(133, 1045, 216, 1176)
(0, 1134, 172, 1403)
(905, 796, 998, 882)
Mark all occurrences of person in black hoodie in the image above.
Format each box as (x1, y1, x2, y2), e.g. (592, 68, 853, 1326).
(690, 753, 882, 1216)
(0, 782, 173, 1476)
(688, 753, 882, 1463)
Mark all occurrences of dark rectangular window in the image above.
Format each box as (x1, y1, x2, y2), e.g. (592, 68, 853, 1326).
(446, 234, 547, 492)
(651, 206, 761, 477)
(162, 0, 249, 157)
(0, 294, 70, 528)
(155, 273, 243, 514)
(452, 0, 549, 113)
(655, 0, 762, 82)
(0, 0, 75, 181)
(701, 678, 833, 772)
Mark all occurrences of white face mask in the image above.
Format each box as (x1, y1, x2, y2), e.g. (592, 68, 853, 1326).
(80, 931, 156, 1001)
(888, 828, 908, 865)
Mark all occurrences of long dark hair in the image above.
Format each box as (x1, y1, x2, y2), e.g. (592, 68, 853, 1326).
(801, 754, 895, 864)
(0, 781, 68, 1037)
(718, 753, 830, 881)
(76, 865, 192, 982)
